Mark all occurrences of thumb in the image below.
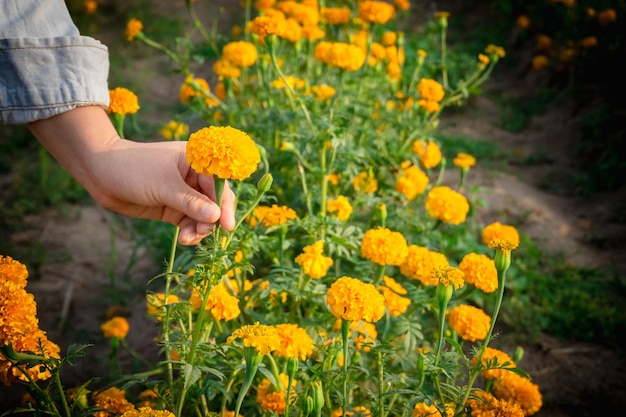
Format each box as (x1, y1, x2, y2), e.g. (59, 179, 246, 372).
(166, 186, 222, 226)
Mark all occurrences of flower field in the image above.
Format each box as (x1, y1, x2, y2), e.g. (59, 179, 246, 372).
(1, 1, 625, 417)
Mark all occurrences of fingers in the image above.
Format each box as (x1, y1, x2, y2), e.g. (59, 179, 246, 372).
(178, 218, 215, 246)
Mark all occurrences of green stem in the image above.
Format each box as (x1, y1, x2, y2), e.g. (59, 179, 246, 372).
(55, 370, 71, 417)
(373, 264, 386, 286)
(234, 350, 263, 417)
(163, 226, 179, 388)
(341, 319, 350, 417)
(377, 350, 385, 417)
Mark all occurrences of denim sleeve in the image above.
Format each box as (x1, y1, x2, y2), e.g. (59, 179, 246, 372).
(0, 0, 110, 125)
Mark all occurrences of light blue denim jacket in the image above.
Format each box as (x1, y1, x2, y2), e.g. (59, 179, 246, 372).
(0, 0, 110, 124)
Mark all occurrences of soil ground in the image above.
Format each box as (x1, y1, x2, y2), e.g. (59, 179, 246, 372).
(2, 0, 626, 414)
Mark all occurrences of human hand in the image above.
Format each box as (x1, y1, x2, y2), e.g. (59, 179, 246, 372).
(29, 106, 236, 245)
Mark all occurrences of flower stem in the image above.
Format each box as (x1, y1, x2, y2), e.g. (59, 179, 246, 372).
(341, 319, 350, 417)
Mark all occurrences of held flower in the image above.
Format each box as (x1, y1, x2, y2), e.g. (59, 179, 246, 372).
(295, 240, 334, 279)
(326, 277, 385, 323)
(186, 126, 261, 180)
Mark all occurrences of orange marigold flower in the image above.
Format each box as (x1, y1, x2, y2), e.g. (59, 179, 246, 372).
(107, 87, 140, 115)
(257, 373, 297, 414)
(394, 0, 411, 11)
(382, 31, 397, 46)
(399, 245, 448, 285)
(249, 14, 287, 39)
(0, 282, 39, 343)
(222, 41, 258, 67)
(204, 280, 241, 321)
(279, 17, 303, 43)
(93, 388, 135, 417)
(492, 372, 543, 416)
(361, 227, 408, 266)
(431, 265, 465, 289)
(598, 8, 617, 25)
(447, 304, 491, 342)
(186, 125, 260, 180)
(179, 75, 218, 107)
(482, 222, 520, 248)
(382, 275, 407, 294)
(0, 328, 60, 385)
(248, 204, 297, 227)
(453, 152, 476, 169)
(459, 253, 498, 293)
(125, 18, 143, 41)
(326, 277, 385, 322)
(311, 84, 337, 101)
(412, 139, 442, 169)
(380, 285, 411, 317)
(466, 391, 524, 417)
(395, 163, 429, 200)
(328, 173, 341, 186)
(425, 186, 470, 225)
(417, 78, 445, 102)
(516, 15, 530, 29)
(418, 99, 440, 113)
(160, 120, 189, 140)
(121, 407, 175, 417)
(485, 44, 506, 58)
(332, 406, 373, 417)
(531, 55, 549, 71)
(275, 323, 314, 360)
(271, 75, 306, 89)
(321, 7, 352, 25)
(100, 316, 130, 339)
(0, 255, 28, 288)
(213, 59, 241, 79)
(227, 322, 280, 355)
(351, 171, 378, 193)
(314, 41, 366, 71)
(84, 0, 98, 14)
(295, 240, 334, 279)
(255, 0, 276, 11)
(326, 195, 352, 221)
(302, 24, 326, 40)
(359, 1, 395, 24)
(472, 347, 515, 380)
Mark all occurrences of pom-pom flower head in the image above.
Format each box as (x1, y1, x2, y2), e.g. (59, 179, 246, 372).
(326, 277, 385, 322)
(100, 316, 130, 339)
(295, 240, 334, 279)
(107, 87, 140, 115)
(360, 227, 408, 266)
(186, 126, 261, 180)
(425, 186, 470, 225)
(447, 304, 491, 342)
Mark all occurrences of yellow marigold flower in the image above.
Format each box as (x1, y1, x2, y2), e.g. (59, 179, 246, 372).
(275, 323, 314, 360)
(580, 36, 598, 48)
(146, 293, 179, 320)
(446, 304, 491, 342)
(93, 388, 135, 417)
(125, 18, 143, 41)
(295, 240, 334, 279)
(466, 391, 524, 417)
(160, 120, 189, 141)
(431, 265, 465, 289)
(248, 204, 297, 227)
(328, 173, 341, 186)
(302, 24, 325, 40)
(227, 322, 280, 355)
(382, 31, 397, 46)
(516, 15, 530, 29)
(417, 78, 445, 102)
(0, 255, 28, 288)
(472, 347, 515, 380)
(492, 372, 543, 416)
(395, 163, 429, 200)
(186, 125, 260, 180)
(179, 75, 217, 107)
(255, 0, 276, 10)
(412, 139, 442, 169)
(213, 59, 241, 79)
(459, 253, 498, 293)
(383, 275, 407, 294)
(199, 280, 241, 321)
(361, 227, 409, 266)
(279, 17, 303, 43)
(478, 53, 490, 65)
(271, 75, 306, 89)
(107, 87, 140, 115)
(488, 239, 519, 255)
(425, 186, 470, 225)
(380, 286, 411, 317)
(326, 195, 352, 221)
(453, 152, 476, 169)
(257, 373, 296, 414)
(326, 277, 385, 322)
(100, 316, 129, 339)
(418, 99, 440, 113)
(222, 41, 258, 67)
(413, 402, 454, 417)
(351, 171, 378, 193)
(311, 84, 336, 101)
(250, 14, 287, 39)
(121, 407, 175, 417)
(598, 8, 617, 25)
(359, 1, 395, 24)
(399, 245, 448, 285)
(321, 7, 352, 25)
(332, 406, 373, 417)
(0, 282, 39, 343)
(482, 222, 520, 248)
(485, 44, 506, 58)
(314, 41, 366, 71)
(531, 55, 549, 71)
